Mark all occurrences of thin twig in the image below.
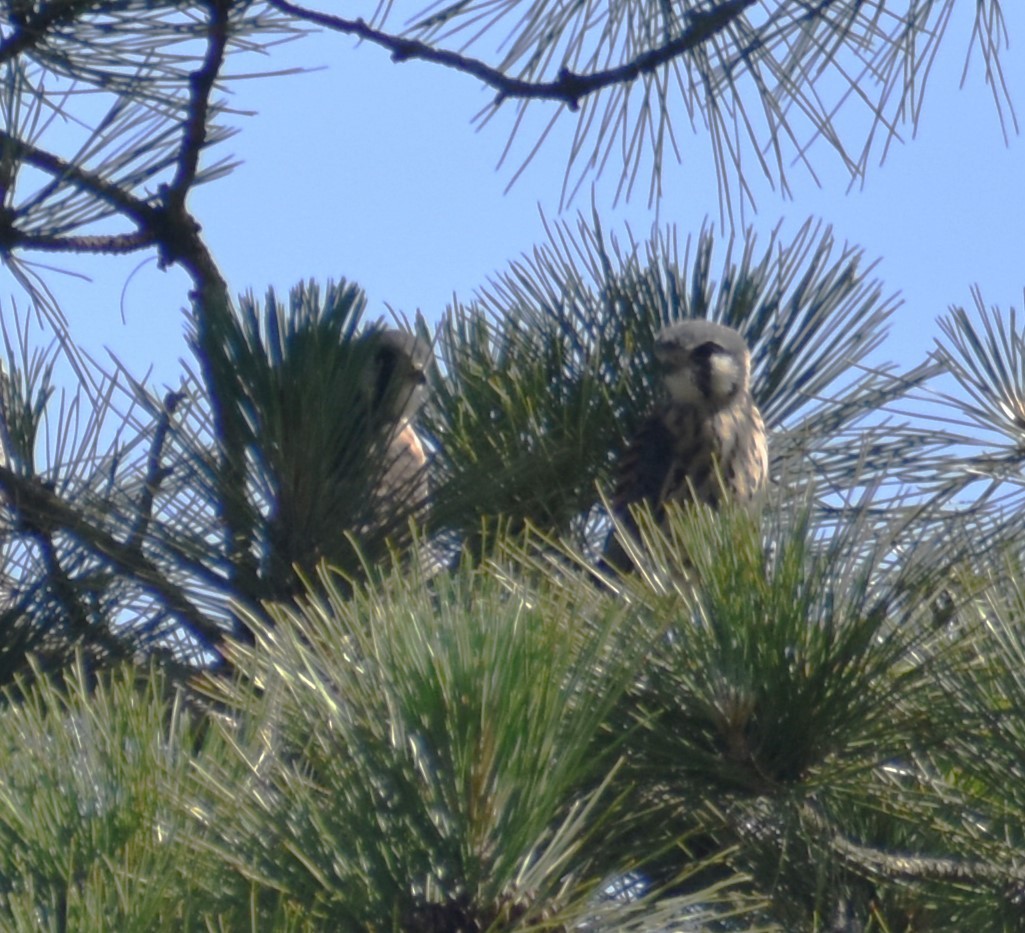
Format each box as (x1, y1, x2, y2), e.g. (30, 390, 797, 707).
(1, 230, 156, 255)
(0, 131, 159, 230)
(167, 0, 231, 204)
(0, 464, 226, 653)
(0, 0, 93, 66)
(30, 528, 93, 638)
(27, 526, 128, 661)
(267, 0, 757, 111)
(127, 390, 184, 552)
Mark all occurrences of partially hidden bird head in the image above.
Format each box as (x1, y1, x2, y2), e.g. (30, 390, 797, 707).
(364, 328, 433, 423)
(654, 319, 752, 410)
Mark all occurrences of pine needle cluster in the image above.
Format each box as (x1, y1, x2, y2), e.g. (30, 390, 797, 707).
(1, 217, 1025, 928)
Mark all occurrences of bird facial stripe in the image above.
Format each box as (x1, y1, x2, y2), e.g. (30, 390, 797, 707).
(691, 340, 725, 361)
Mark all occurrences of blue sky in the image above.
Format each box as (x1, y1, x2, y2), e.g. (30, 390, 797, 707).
(6, 4, 1024, 393)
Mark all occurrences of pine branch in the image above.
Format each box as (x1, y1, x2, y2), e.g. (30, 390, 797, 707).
(126, 390, 183, 552)
(728, 792, 1025, 909)
(268, 0, 757, 111)
(0, 0, 94, 65)
(0, 464, 226, 654)
(0, 0, 256, 640)
(800, 802, 1025, 899)
(166, 0, 231, 205)
(0, 130, 160, 231)
(0, 229, 155, 255)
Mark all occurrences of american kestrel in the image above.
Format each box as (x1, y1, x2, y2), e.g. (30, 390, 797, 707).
(260, 327, 432, 602)
(601, 319, 768, 573)
(362, 328, 432, 523)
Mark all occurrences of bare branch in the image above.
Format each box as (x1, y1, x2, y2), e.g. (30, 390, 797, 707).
(267, 0, 756, 111)
(0, 464, 227, 654)
(24, 524, 132, 662)
(0, 230, 156, 255)
(0, 129, 159, 230)
(0, 0, 92, 66)
(168, 0, 232, 202)
(126, 390, 183, 552)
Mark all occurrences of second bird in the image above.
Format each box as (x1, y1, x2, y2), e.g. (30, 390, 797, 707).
(602, 319, 768, 574)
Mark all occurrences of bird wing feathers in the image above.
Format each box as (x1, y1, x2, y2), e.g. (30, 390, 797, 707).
(611, 412, 677, 514)
(602, 396, 767, 574)
(601, 411, 677, 573)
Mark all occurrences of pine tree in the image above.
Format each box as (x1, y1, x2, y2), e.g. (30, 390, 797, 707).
(0, 1, 1022, 929)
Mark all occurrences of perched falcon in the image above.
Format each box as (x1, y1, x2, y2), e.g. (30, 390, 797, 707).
(601, 319, 768, 574)
(261, 327, 432, 601)
(362, 328, 432, 523)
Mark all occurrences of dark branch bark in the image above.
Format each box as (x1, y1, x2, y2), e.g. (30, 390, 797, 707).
(126, 390, 183, 552)
(0, 464, 227, 654)
(0, 130, 160, 230)
(0, 0, 95, 66)
(27, 525, 130, 662)
(31, 527, 96, 638)
(0, 230, 156, 255)
(166, 0, 258, 604)
(167, 0, 230, 205)
(268, 0, 756, 111)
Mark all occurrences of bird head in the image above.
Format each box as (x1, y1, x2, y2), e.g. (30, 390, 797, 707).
(363, 328, 432, 423)
(654, 320, 752, 409)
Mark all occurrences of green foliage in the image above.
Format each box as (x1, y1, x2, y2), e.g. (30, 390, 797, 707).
(0, 564, 765, 930)
(181, 279, 432, 605)
(187, 561, 691, 929)
(925, 293, 1025, 518)
(0, 659, 198, 931)
(621, 502, 939, 793)
(426, 217, 931, 561)
(0, 1, 1022, 928)
(3, 507, 1025, 929)
(1, 193, 1024, 933)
